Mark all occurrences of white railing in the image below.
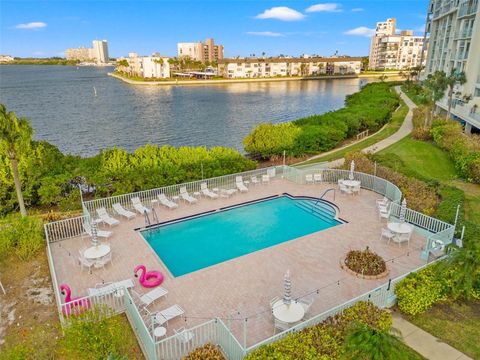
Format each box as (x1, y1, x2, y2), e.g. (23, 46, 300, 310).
(44, 215, 89, 243)
(83, 166, 282, 215)
(46, 242, 64, 324)
(389, 202, 453, 234)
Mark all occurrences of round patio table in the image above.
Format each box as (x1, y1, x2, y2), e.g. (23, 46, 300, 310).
(84, 244, 111, 260)
(272, 300, 304, 323)
(387, 222, 413, 235)
(342, 180, 361, 188)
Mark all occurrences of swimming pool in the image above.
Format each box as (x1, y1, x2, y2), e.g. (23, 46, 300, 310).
(141, 195, 342, 277)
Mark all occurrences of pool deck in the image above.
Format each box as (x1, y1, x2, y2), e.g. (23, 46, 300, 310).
(50, 179, 427, 347)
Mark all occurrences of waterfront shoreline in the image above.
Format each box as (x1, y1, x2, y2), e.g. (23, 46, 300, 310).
(108, 71, 402, 86)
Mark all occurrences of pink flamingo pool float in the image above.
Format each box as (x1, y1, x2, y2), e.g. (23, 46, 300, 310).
(134, 265, 164, 288)
(60, 284, 90, 316)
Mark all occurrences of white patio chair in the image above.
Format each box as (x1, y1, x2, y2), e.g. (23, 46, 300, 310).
(200, 183, 219, 199)
(87, 279, 134, 296)
(262, 174, 270, 185)
(113, 203, 136, 220)
(83, 222, 112, 238)
(380, 228, 396, 244)
(235, 176, 248, 192)
(339, 184, 352, 195)
(298, 298, 314, 316)
(270, 296, 280, 308)
(274, 318, 290, 334)
(305, 174, 314, 184)
(131, 287, 168, 308)
(158, 193, 179, 209)
(220, 188, 237, 198)
(180, 187, 198, 204)
(250, 176, 260, 186)
(337, 179, 344, 187)
(379, 209, 390, 221)
(313, 173, 322, 183)
(393, 231, 412, 247)
(376, 197, 389, 207)
(174, 327, 195, 343)
(96, 207, 120, 227)
(131, 197, 150, 214)
(154, 304, 185, 326)
(352, 184, 361, 195)
(78, 255, 94, 273)
(94, 252, 113, 270)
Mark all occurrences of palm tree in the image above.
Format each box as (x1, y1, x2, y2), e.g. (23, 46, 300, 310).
(342, 323, 409, 360)
(0, 104, 33, 217)
(436, 242, 480, 299)
(445, 69, 467, 119)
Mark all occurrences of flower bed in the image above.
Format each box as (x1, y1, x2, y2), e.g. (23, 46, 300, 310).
(342, 247, 388, 279)
(183, 343, 225, 360)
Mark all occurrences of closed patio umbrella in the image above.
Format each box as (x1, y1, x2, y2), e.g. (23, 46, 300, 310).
(349, 160, 355, 180)
(283, 270, 292, 306)
(399, 198, 407, 223)
(91, 221, 99, 246)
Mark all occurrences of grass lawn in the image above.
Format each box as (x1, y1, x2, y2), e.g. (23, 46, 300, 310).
(377, 136, 458, 181)
(298, 96, 408, 165)
(407, 301, 480, 359)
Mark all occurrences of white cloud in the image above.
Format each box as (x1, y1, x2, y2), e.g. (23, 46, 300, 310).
(351, 8, 364, 12)
(344, 26, 375, 37)
(255, 7, 305, 21)
(246, 31, 285, 37)
(15, 21, 47, 30)
(306, 3, 342, 12)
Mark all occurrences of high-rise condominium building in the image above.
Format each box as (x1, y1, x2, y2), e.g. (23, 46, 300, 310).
(177, 38, 224, 63)
(369, 18, 427, 70)
(423, 0, 480, 132)
(65, 40, 109, 64)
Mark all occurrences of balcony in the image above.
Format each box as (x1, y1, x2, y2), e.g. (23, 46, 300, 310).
(458, 1, 478, 17)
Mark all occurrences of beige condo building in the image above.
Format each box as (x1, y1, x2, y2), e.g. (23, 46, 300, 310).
(423, 0, 480, 132)
(65, 40, 109, 64)
(177, 38, 224, 63)
(369, 18, 427, 70)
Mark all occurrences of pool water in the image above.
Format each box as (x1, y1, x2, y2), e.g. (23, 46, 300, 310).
(141, 195, 341, 277)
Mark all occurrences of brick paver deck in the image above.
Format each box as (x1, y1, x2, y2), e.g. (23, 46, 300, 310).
(50, 180, 427, 347)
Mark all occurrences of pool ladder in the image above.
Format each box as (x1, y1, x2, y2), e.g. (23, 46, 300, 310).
(315, 188, 335, 206)
(144, 208, 160, 227)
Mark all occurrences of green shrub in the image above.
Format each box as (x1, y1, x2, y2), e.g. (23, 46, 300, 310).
(395, 265, 450, 316)
(245, 301, 391, 360)
(0, 215, 44, 260)
(244, 83, 399, 158)
(183, 343, 226, 360)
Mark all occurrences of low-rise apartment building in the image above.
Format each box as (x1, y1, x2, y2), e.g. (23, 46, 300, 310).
(119, 52, 171, 78)
(423, 0, 480, 132)
(217, 57, 362, 78)
(369, 18, 427, 70)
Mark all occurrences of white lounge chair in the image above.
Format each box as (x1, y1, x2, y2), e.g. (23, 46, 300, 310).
(96, 207, 120, 227)
(262, 174, 270, 185)
(158, 193, 179, 209)
(313, 173, 322, 183)
(220, 188, 237, 198)
(180, 187, 198, 204)
(132, 197, 150, 214)
(154, 304, 185, 326)
(380, 228, 396, 243)
(305, 174, 314, 184)
(113, 203, 136, 220)
(87, 279, 134, 296)
(83, 222, 112, 238)
(132, 287, 168, 308)
(235, 176, 248, 192)
(200, 183, 219, 199)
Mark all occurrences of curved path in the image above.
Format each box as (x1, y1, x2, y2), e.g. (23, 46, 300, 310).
(325, 85, 416, 168)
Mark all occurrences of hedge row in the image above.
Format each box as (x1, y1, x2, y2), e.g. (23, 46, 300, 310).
(430, 120, 480, 183)
(244, 82, 400, 158)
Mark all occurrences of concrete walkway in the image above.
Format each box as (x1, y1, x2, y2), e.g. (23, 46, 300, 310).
(328, 85, 416, 168)
(392, 312, 473, 360)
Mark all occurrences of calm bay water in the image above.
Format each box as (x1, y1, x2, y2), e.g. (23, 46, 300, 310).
(0, 65, 367, 157)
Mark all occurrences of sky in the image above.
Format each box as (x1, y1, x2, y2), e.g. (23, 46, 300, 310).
(0, 0, 429, 58)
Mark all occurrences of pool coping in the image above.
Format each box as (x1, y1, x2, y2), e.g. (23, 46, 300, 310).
(136, 193, 346, 278)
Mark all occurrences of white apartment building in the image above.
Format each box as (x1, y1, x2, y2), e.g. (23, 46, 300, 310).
(369, 18, 427, 70)
(0, 55, 14, 62)
(120, 52, 171, 78)
(218, 57, 362, 78)
(65, 40, 109, 64)
(177, 38, 224, 63)
(424, 0, 480, 132)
